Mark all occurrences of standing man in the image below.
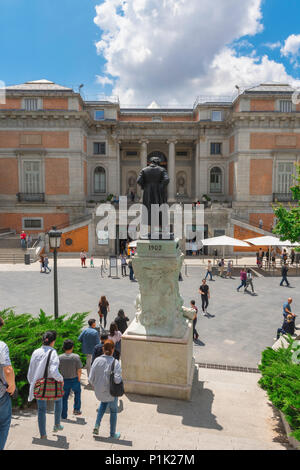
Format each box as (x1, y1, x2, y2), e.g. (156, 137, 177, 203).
(78, 319, 100, 378)
(128, 258, 135, 281)
(280, 263, 290, 287)
(20, 230, 27, 249)
(199, 279, 210, 316)
(59, 339, 82, 420)
(191, 300, 199, 341)
(0, 317, 16, 450)
(120, 254, 127, 277)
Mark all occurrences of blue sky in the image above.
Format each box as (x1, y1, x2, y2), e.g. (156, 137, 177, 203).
(0, 0, 300, 104)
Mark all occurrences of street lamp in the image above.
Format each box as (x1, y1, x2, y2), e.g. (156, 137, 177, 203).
(48, 226, 62, 319)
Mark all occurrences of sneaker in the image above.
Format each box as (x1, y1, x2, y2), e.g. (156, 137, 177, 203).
(110, 432, 121, 439)
(73, 410, 82, 416)
(53, 424, 64, 432)
(93, 427, 99, 436)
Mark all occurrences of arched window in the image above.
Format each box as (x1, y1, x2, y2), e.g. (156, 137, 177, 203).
(210, 167, 222, 193)
(94, 167, 106, 193)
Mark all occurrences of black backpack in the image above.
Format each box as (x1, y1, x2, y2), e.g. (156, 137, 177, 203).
(110, 359, 124, 397)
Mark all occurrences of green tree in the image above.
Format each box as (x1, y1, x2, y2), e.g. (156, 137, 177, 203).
(273, 163, 300, 244)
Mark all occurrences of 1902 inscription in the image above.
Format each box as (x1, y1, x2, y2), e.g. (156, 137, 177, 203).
(148, 244, 162, 252)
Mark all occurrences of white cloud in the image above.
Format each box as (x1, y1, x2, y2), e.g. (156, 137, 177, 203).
(96, 75, 114, 86)
(93, 0, 299, 105)
(264, 41, 281, 50)
(281, 34, 300, 61)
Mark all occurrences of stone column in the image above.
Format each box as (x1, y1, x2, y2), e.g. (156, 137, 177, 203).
(116, 139, 121, 196)
(139, 139, 149, 169)
(167, 139, 177, 202)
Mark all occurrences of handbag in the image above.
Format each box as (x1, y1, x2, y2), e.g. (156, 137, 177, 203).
(34, 350, 64, 401)
(109, 359, 124, 397)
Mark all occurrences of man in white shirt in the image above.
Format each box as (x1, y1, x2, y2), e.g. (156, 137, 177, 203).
(0, 317, 16, 450)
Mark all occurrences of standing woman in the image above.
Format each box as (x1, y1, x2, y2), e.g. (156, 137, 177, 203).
(98, 296, 110, 329)
(27, 331, 64, 439)
(108, 322, 122, 360)
(114, 309, 129, 334)
(89, 340, 122, 439)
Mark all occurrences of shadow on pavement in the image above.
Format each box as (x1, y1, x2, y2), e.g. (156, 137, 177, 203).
(32, 435, 70, 449)
(94, 436, 133, 447)
(61, 417, 87, 425)
(126, 368, 223, 431)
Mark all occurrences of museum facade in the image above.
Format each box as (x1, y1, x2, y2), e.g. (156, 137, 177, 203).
(0, 79, 299, 254)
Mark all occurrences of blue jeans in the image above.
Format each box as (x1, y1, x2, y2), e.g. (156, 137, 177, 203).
(95, 397, 118, 436)
(237, 280, 247, 290)
(0, 393, 12, 450)
(62, 378, 81, 419)
(37, 398, 62, 437)
(129, 266, 134, 281)
(205, 270, 213, 280)
(280, 275, 289, 286)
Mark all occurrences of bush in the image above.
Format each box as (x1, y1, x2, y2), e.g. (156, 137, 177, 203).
(0, 309, 88, 407)
(258, 338, 300, 442)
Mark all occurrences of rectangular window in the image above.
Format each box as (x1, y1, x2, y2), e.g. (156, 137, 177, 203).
(152, 116, 162, 122)
(176, 151, 188, 157)
(210, 143, 222, 155)
(126, 151, 138, 157)
(277, 162, 294, 193)
(211, 111, 222, 121)
(24, 98, 39, 111)
(93, 142, 106, 155)
(23, 218, 43, 229)
(94, 110, 105, 120)
(23, 161, 41, 194)
(280, 100, 292, 113)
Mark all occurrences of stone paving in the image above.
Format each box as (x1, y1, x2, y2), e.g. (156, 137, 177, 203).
(5, 368, 289, 451)
(0, 259, 299, 368)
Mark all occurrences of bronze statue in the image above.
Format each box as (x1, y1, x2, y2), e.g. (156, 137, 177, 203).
(137, 156, 170, 230)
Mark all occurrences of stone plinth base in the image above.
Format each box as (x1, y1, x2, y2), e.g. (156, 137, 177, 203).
(122, 319, 194, 401)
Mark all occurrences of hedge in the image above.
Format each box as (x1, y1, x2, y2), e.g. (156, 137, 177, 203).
(258, 338, 300, 442)
(0, 309, 88, 407)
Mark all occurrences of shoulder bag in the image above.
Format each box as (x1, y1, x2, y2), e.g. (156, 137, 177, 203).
(110, 359, 124, 397)
(34, 350, 64, 401)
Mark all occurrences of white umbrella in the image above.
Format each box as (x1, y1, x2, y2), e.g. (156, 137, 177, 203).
(245, 236, 299, 247)
(201, 235, 250, 257)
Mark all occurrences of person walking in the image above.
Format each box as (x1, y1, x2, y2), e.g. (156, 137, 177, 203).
(0, 317, 16, 450)
(280, 263, 290, 287)
(245, 269, 255, 294)
(218, 259, 225, 278)
(204, 260, 213, 281)
(120, 254, 127, 277)
(108, 323, 122, 361)
(80, 250, 87, 268)
(43, 255, 51, 274)
(89, 340, 122, 440)
(78, 319, 100, 378)
(92, 333, 109, 364)
(59, 339, 82, 420)
(290, 249, 295, 265)
(114, 309, 129, 334)
(27, 331, 64, 439)
(199, 279, 210, 316)
(39, 254, 45, 273)
(191, 300, 199, 341)
(226, 260, 233, 279)
(237, 268, 247, 292)
(98, 296, 110, 329)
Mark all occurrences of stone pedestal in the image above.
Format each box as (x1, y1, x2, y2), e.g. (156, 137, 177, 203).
(122, 320, 194, 400)
(122, 238, 195, 400)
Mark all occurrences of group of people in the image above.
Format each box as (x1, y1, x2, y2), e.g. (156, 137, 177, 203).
(20, 231, 32, 250)
(39, 254, 51, 274)
(275, 297, 297, 340)
(204, 259, 233, 281)
(120, 254, 135, 281)
(0, 307, 130, 450)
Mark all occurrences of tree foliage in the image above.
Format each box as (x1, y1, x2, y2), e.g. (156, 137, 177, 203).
(0, 309, 87, 407)
(273, 163, 300, 244)
(259, 339, 300, 442)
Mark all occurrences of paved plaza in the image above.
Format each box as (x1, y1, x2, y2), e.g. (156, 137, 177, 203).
(1, 259, 299, 368)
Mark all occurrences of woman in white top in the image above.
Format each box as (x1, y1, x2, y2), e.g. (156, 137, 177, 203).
(245, 269, 255, 293)
(27, 331, 64, 439)
(89, 340, 122, 439)
(108, 322, 122, 360)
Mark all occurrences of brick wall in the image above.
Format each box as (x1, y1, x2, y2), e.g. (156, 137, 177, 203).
(84, 160, 87, 195)
(45, 158, 69, 195)
(233, 225, 269, 252)
(0, 159, 18, 194)
(250, 159, 273, 195)
(60, 225, 89, 252)
(250, 99, 275, 112)
(0, 131, 69, 148)
(43, 97, 69, 110)
(250, 132, 300, 150)
(0, 98, 22, 109)
(83, 136, 87, 153)
(0, 212, 69, 234)
(229, 135, 235, 154)
(249, 213, 275, 232)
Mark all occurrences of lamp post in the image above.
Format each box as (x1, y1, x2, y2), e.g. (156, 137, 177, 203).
(48, 226, 62, 320)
